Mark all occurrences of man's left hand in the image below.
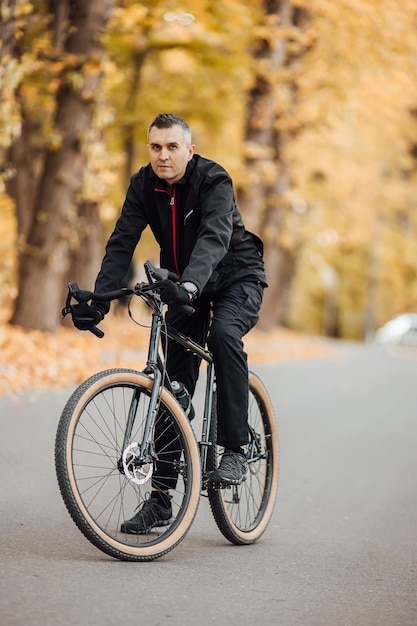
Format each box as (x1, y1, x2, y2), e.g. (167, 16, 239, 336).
(156, 280, 190, 307)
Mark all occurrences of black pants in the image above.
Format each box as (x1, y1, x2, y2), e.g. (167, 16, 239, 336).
(152, 281, 263, 490)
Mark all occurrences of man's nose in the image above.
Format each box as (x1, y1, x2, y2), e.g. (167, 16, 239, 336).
(160, 147, 170, 160)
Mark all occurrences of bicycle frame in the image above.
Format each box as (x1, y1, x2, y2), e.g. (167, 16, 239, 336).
(122, 296, 216, 483)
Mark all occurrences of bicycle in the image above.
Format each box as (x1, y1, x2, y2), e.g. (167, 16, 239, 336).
(56, 261, 279, 561)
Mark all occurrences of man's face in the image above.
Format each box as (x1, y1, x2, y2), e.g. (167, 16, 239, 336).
(147, 124, 195, 186)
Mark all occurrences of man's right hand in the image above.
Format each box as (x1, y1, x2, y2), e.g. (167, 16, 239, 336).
(71, 302, 105, 331)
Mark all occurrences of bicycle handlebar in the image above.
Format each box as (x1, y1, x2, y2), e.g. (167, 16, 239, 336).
(70, 284, 134, 304)
(62, 260, 194, 338)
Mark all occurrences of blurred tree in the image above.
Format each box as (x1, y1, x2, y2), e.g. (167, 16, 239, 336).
(0, 1, 40, 307)
(239, 0, 417, 337)
(2, 0, 417, 340)
(286, 0, 417, 339)
(98, 0, 255, 262)
(239, 0, 311, 329)
(0, 0, 31, 182)
(0, 0, 18, 145)
(9, 0, 113, 331)
(4, 0, 255, 331)
(102, 0, 254, 184)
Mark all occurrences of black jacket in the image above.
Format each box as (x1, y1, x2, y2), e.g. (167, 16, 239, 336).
(95, 154, 267, 300)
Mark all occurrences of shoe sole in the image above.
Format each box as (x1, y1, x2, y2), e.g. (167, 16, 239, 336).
(120, 517, 173, 535)
(209, 473, 247, 486)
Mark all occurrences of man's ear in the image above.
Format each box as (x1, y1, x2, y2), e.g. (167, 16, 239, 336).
(188, 144, 196, 161)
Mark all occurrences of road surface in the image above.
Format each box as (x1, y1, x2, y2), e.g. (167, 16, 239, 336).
(0, 338, 416, 625)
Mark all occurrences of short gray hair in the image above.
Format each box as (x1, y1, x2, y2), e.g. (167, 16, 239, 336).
(148, 113, 192, 146)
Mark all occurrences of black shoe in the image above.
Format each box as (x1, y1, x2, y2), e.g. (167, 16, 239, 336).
(120, 494, 173, 534)
(210, 449, 248, 485)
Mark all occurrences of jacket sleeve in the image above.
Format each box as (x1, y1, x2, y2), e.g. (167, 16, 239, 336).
(94, 174, 148, 302)
(180, 167, 234, 293)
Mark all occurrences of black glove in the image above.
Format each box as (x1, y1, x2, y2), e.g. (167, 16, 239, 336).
(71, 302, 105, 331)
(157, 280, 190, 308)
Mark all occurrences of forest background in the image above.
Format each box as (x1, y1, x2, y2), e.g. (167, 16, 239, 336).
(1, 0, 417, 390)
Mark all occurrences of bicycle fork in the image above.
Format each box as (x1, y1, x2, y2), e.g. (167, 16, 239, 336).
(117, 308, 165, 482)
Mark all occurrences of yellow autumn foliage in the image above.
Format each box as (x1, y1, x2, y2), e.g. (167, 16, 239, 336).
(1, 0, 417, 343)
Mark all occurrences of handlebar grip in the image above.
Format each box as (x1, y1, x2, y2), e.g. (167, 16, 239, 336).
(179, 304, 195, 316)
(91, 288, 132, 302)
(90, 325, 105, 338)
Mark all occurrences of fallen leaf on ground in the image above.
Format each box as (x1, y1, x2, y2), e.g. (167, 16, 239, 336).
(0, 307, 331, 397)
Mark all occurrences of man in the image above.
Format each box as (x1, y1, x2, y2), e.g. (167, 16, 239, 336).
(72, 113, 267, 534)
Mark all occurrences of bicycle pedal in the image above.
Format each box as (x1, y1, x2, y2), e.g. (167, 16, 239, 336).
(209, 480, 232, 490)
(209, 474, 246, 489)
(201, 473, 211, 491)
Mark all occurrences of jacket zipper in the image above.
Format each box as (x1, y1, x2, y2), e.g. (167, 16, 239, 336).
(155, 186, 181, 279)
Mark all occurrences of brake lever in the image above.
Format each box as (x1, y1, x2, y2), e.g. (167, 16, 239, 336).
(144, 260, 178, 283)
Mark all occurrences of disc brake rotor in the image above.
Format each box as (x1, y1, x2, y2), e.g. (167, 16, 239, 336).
(122, 442, 153, 485)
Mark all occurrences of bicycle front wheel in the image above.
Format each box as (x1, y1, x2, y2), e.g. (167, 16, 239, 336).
(55, 369, 201, 561)
(207, 371, 279, 545)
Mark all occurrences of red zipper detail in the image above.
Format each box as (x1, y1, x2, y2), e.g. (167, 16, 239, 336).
(155, 186, 181, 279)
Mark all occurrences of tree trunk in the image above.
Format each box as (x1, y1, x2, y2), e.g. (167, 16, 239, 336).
(124, 50, 148, 184)
(61, 199, 103, 328)
(10, 0, 113, 331)
(239, 0, 294, 328)
(65, 200, 103, 294)
(6, 115, 37, 242)
(239, 1, 310, 330)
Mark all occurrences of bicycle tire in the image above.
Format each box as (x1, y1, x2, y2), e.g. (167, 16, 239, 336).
(207, 371, 279, 545)
(55, 368, 201, 561)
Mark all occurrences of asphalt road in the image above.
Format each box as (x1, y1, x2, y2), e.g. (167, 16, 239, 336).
(0, 338, 416, 626)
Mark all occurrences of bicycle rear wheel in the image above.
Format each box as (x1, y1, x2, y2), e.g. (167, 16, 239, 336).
(207, 371, 279, 544)
(55, 369, 201, 561)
